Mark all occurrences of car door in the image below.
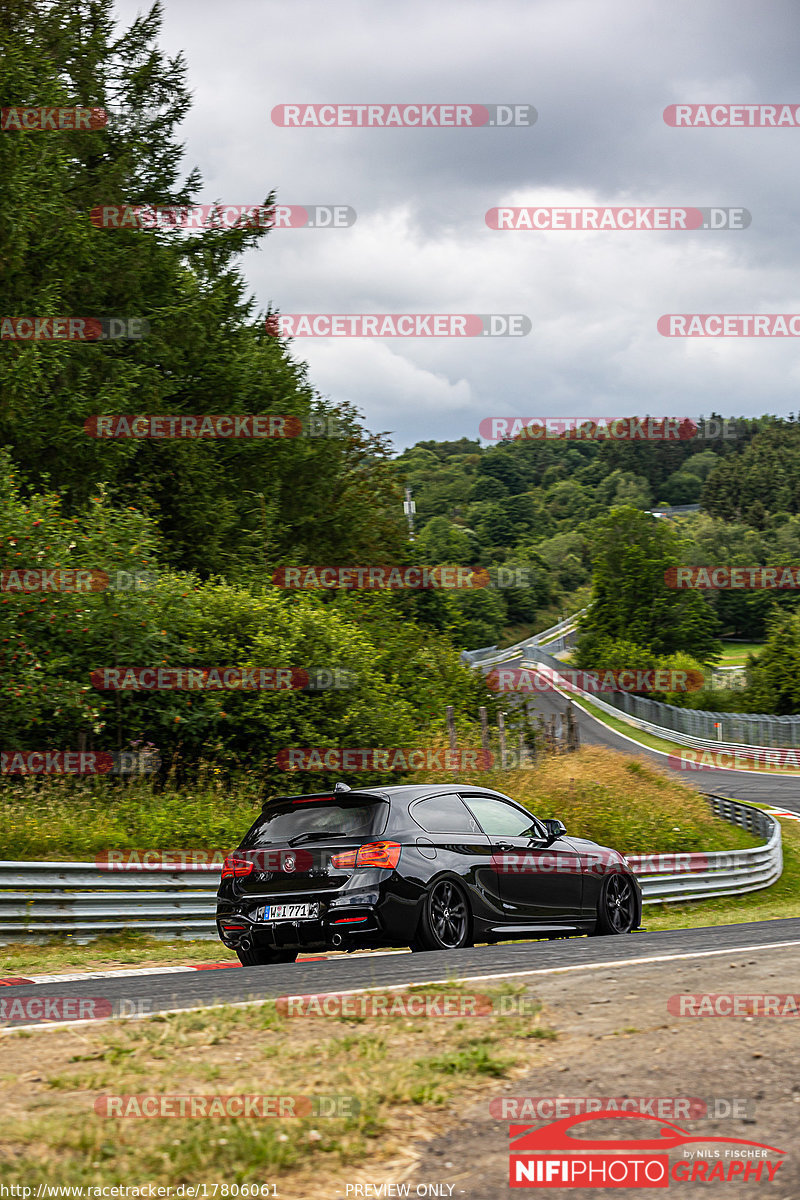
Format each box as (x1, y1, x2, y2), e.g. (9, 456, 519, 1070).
(407, 793, 502, 922)
(459, 792, 583, 925)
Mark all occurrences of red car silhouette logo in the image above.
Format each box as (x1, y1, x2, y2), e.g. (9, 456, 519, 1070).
(510, 1111, 785, 1155)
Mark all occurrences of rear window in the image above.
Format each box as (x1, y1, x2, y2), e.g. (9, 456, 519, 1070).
(241, 795, 388, 847)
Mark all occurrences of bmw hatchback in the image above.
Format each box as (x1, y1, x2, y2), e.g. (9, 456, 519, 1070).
(216, 781, 642, 965)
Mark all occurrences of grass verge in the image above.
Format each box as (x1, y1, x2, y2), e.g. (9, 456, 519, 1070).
(718, 640, 764, 667)
(571, 693, 800, 775)
(0, 982, 554, 1192)
(642, 814, 800, 930)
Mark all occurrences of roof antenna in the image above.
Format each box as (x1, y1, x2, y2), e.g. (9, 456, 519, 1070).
(334, 781, 351, 793)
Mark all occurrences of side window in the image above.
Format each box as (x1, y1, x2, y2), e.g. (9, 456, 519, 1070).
(461, 794, 544, 838)
(410, 793, 481, 834)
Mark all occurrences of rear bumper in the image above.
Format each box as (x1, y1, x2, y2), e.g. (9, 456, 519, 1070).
(216, 882, 402, 951)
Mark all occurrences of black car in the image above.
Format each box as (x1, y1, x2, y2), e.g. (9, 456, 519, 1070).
(216, 781, 642, 965)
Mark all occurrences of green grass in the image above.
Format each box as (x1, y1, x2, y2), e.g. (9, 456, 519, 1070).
(642, 815, 800, 930)
(0, 775, 264, 860)
(718, 640, 764, 668)
(572, 693, 800, 776)
(573, 694, 690, 755)
(0, 985, 555, 1188)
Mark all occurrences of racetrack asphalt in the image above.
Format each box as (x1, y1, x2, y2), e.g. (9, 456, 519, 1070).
(3, 918, 800, 1028)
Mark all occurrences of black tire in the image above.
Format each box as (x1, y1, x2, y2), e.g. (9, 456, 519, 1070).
(235, 943, 299, 966)
(410, 878, 473, 952)
(591, 872, 637, 936)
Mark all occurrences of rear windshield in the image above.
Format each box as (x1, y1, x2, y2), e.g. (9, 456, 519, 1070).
(241, 795, 388, 847)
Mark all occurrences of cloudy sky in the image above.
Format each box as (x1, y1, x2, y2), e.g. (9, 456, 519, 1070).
(112, 0, 800, 450)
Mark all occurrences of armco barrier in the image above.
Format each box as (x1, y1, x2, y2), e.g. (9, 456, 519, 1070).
(632, 797, 782, 903)
(461, 610, 586, 667)
(472, 609, 800, 749)
(0, 798, 781, 941)
(518, 648, 800, 764)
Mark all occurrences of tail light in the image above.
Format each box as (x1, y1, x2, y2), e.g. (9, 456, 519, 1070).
(330, 841, 401, 870)
(221, 854, 254, 879)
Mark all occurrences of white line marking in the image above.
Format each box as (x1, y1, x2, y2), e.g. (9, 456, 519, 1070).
(4, 937, 799, 1034)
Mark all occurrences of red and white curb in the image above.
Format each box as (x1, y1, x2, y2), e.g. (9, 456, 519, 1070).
(0, 948, 409, 988)
(0, 962, 240, 987)
(762, 806, 800, 823)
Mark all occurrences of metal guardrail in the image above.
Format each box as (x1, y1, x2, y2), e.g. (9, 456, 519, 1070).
(633, 796, 782, 905)
(463, 609, 586, 668)
(517, 648, 800, 764)
(470, 608, 800, 750)
(0, 862, 219, 943)
(0, 798, 781, 941)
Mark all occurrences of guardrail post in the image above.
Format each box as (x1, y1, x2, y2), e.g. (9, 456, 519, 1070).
(479, 706, 491, 762)
(445, 705, 459, 777)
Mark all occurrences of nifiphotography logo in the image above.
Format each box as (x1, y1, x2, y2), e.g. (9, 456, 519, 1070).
(508, 1111, 785, 1188)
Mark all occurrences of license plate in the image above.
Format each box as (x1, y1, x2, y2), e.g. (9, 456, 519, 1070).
(257, 903, 319, 921)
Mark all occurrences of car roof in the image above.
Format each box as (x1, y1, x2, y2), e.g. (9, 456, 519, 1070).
(268, 782, 522, 807)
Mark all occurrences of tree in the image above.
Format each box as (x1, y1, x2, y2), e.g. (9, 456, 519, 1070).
(413, 517, 476, 565)
(576, 507, 721, 664)
(0, 0, 407, 576)
(745, 611, 800, 715)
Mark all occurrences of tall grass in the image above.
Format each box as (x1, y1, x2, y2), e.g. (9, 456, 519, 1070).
(0, 745, 759, 859)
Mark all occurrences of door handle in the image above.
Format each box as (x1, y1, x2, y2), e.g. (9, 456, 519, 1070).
(495, 843, 516, 852)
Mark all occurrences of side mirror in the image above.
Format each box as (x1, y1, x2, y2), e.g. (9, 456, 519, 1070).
(543, 818, 567, 842)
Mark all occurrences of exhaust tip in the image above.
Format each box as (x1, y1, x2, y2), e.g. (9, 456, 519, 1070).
(331, 932, 343, 947)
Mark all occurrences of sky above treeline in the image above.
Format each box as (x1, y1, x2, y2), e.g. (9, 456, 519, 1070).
(111, 0, 800, 450)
